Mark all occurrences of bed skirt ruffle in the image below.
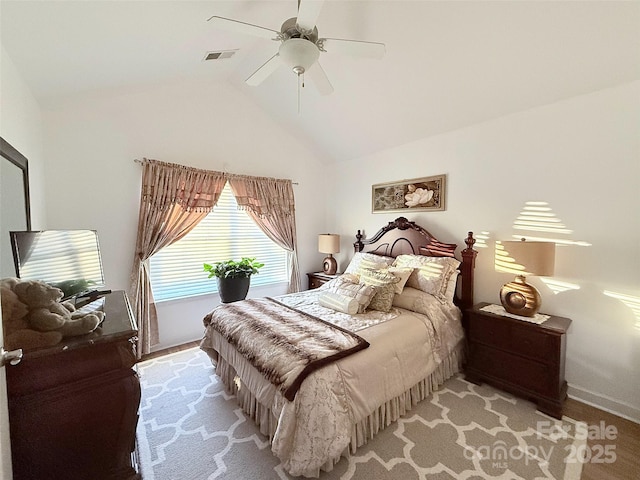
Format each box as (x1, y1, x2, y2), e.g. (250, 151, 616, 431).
(209, 340, 465, 477)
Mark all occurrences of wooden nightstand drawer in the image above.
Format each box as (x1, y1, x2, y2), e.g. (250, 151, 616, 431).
(465, 302, 572, 419)
(307, 272, 340, 290)
(309, 276, 325, 289)
(510, 324, 556, 364)
(469, 311, 556, 364)
(468, 314, 510, 348)
(470, 344, 552, 396)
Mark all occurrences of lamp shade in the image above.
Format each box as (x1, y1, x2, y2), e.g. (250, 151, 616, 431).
(318, 234, 340, 254)
(496, 240, 555, 277)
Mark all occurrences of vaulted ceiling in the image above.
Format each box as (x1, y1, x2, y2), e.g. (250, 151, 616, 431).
(2, 1, 639, 162)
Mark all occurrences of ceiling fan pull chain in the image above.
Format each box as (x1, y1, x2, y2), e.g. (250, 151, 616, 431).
(297, 73, 301, 114)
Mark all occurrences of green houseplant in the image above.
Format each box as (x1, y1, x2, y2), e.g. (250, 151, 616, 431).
(203, 257, 264, 303)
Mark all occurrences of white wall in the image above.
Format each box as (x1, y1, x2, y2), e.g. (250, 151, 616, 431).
(329, 81, 640, 421)
(0, 46, 46, 229)
(0, 44, 47, 480)
(40, 78, 329, 351)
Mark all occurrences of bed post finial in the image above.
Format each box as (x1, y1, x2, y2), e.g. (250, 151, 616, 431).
(460, 232, 478, 311)
(464, 231, 476, 251)
(354, 229, 364, 252)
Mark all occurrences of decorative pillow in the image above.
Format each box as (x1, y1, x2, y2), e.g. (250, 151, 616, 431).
(328, 273, 360, 285)
(393, 253, 461, 271)
(344, 252, 395, 275)
(386, 266, 413, 294)
(392, 254, 460, 301)
(392, 286, 442, 316)
(444, 271, 460, 303)
(419, 240, 458, 258)
(359, 268, 400, 312)
(318, 291, 359, 315)
(326, 276, 376, 313)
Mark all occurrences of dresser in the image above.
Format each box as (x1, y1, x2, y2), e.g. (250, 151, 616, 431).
(7, 290, 141, 480)
(465, 302, 571, 419)
(306, 272, 341, 290)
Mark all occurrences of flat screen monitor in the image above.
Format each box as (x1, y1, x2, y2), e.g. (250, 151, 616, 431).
(10, 230, 105, 298)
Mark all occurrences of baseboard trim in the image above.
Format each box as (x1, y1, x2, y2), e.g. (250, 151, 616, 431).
(567, 383, 640, 424)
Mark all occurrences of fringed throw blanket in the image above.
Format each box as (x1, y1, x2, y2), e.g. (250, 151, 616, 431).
(202, 297, 369, 401)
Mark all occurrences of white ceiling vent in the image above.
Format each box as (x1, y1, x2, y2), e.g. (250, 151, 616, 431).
(203, 50, 237, 61)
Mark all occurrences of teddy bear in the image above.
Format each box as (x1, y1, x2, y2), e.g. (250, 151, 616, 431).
(1, 278, 104, 351)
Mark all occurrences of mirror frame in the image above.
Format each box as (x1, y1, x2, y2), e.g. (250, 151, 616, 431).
(0, 137, 32, 231)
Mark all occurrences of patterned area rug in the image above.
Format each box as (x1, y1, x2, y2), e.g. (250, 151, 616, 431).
(136, 347, 586, 479)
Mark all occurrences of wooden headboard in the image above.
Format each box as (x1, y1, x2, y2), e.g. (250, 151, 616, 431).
(353, 217, 478, 311)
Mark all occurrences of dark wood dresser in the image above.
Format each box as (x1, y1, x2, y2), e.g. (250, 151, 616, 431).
(465, 302, 571, 419)
(7, 290, 141, 480)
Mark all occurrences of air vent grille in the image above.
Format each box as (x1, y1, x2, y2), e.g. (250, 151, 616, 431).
(203, 50, 237, 61)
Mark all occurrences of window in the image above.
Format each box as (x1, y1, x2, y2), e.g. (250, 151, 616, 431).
(149, 183, 288, 301)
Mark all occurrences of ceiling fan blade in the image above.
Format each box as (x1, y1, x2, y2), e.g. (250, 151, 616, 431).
(306, 62, 333, 96)
(245, 54, 282, 86)
(207, 15, 279, 39)
(320, 38, 386, 59)
(296, 0, 325, 33)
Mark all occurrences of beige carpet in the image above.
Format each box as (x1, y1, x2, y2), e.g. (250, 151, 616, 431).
(136, 347, 585, 479)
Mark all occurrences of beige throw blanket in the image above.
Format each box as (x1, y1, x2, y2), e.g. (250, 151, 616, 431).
(202, 297, 369, 401)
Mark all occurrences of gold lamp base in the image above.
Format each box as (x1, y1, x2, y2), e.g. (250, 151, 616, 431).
(500, 275, 542, 317)
(322, 254, 337, 275)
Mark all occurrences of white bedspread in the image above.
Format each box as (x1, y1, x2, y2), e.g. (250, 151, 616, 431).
(200, 285, 464, 477)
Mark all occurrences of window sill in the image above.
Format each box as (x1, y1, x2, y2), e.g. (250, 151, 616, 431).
(153, 280, 289, 305)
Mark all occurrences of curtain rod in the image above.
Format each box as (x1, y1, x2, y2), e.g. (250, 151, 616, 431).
(133, 158, 298, 185)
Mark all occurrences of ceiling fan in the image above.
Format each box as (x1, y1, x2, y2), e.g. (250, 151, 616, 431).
(207, 0, 385, 96)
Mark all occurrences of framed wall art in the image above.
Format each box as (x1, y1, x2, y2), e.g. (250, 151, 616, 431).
(372, 174, 446, 213)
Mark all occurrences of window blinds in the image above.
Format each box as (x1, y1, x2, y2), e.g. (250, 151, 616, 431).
(149, 184, 288, 301)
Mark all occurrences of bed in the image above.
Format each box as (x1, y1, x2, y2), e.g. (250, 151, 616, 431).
(200, 217, 477, 477)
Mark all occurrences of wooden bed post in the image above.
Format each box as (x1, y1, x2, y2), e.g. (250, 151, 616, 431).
(460, 232, 478, 312)
(354, 230, 364, 253)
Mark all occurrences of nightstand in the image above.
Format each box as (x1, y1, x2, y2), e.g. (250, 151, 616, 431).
(306, 272, 340, 290)
(465, 302, 572, 419)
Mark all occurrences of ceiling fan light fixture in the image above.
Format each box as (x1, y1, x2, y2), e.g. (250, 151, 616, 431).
(278, 38, 319, 74)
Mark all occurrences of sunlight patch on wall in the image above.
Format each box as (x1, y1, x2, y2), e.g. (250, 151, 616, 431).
(472, 231, 490, 249)
(540, 278, 580, 295)
(603, 290, 640, 330)
(512, 201, 591, 246)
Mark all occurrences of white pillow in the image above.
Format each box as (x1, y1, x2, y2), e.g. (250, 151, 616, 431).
(325, 276, 377, 313)
(344, 252, 394, 275)
(392, 286, 442, 314)
(318, 291, 359, 315)
(392, 254, 459, 301)
(444, 271, 460, 303)
(393, 253, 461, 270)
(387, 266, 413, 294)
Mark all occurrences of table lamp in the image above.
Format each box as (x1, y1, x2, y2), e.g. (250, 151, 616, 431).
(318, 234, 340, 275)
(496, 239, 555, 316)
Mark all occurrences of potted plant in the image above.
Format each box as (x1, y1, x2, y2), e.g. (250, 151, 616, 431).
(203, 257, 264, 303)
